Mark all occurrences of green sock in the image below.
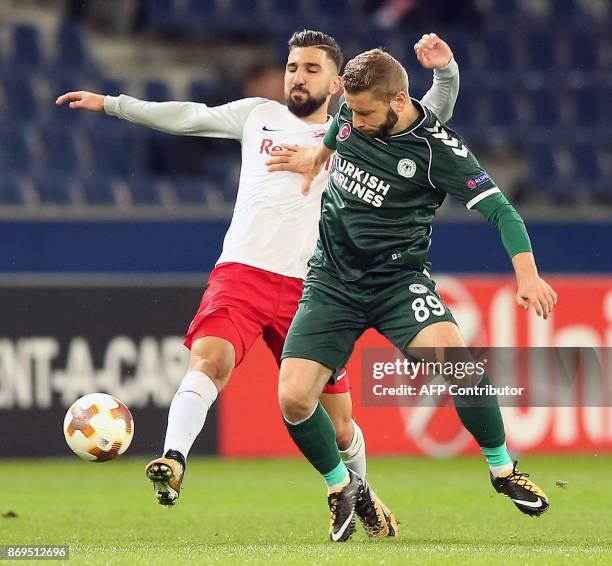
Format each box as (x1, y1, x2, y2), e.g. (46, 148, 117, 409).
(481, 442, 513, 468)
(324, 460, 349, 486)
(284, 401, 347, 486)
(452, 374, 506, 449)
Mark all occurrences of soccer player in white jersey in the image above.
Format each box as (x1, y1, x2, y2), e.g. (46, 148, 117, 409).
(57, 30, 459, 536)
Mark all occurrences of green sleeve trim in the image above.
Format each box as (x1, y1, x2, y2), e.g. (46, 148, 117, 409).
(323, 113, 340, 150)
(474, 192, 532, 257)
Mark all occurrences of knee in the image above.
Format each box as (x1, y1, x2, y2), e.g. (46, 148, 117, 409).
(190, 356, 231, 392)
(278, 358, 330, 422)
(191, 356, 218, 376)
(278, 378, 316, 423)
(190, 336, 235, 378)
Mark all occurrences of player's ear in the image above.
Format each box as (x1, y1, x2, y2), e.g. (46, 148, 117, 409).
(391, 91, 408, 113)
(329, 75, 343, 96)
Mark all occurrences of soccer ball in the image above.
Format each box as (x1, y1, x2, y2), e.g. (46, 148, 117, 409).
(63, 393, 134, 462)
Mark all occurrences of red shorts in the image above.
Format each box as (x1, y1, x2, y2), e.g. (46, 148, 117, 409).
(185, 262, 350, 394)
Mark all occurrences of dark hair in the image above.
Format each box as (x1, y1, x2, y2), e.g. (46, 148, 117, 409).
(288, 29, 344, 72)
(343, 48, 409, 101)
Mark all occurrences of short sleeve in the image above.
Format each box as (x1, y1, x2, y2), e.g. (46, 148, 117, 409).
(323, 112, 340, 150)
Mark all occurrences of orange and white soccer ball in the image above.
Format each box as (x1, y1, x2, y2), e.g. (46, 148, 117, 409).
(63, 393, 134, 462)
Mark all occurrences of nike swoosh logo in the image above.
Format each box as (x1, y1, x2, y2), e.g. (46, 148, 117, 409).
(331, 511, 354, 542)
(511, 497, 544, 508)
(262, 126, 282, 132)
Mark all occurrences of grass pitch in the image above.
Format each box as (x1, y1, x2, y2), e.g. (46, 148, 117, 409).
(2, 455, 611, 565)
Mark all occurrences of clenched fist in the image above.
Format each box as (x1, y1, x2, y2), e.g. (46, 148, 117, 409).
(414, 33, 454, 69)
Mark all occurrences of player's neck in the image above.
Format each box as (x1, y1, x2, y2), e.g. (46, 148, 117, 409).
(389, 100, 421, 135)
(301, 105, 331, 124)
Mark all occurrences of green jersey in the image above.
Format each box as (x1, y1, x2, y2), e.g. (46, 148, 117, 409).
(315, 98, 500, 281)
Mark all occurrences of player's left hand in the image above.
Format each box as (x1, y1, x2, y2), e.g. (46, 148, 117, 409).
(414, 33, 453, 70)
(516, 276, 558, 320)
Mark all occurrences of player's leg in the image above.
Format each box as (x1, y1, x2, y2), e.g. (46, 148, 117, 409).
(279, 269, 364, 542)
(320, 390, 365, 474)
(373, 272, 548, 516)
(372, 273, 506, 468)
(270, 322, 366, 476)
(321, 378, 398, 537)
(146, 325, 241, 506)
(279, 357, 362, 542)
(146, 264, 264, 505)
(273, 270, 361, 481)
(407, 321, 511, 467)
(407, 321, 549, 516)
(269, 274, 368, 477)
(268, 278, 396, 536)
(279, 267, 397, 540)
(321, 392, 353, 449)
(162, 332, 236, 464)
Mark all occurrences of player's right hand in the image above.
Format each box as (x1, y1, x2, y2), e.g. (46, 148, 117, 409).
(55, 91, 105, 112)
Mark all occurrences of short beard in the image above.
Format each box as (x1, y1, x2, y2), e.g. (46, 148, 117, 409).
(286, 91, 327, 118)
(371, 107, 399, 138)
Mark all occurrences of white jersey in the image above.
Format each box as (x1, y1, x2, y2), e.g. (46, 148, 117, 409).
(216, 101, 332, 277)
(104, 59, 459, 279)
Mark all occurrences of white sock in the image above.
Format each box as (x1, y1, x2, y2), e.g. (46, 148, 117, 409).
(489, 463, 514, 477)
(339, 420, 367, 479)
(163, 370, 218, 460)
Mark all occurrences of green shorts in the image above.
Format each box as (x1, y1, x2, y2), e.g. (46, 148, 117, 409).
(282, 267, 457, 375)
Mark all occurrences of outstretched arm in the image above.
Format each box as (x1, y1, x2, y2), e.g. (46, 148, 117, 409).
(56, 91, 266, 140)
(415, 33, 460, 124)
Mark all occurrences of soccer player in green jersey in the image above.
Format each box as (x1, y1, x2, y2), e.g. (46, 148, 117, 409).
(267, 48, 558, 541)
(58, 33, 463, 539)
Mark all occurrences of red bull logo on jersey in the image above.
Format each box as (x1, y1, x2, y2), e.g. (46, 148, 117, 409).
(259, 138, 285, 155)
(260, 137, 332, 171)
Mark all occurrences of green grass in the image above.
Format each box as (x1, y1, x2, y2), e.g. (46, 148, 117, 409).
(1, 456, 611, 565)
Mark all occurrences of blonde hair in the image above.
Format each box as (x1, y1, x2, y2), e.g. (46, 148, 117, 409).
(343, 49, 409, 101)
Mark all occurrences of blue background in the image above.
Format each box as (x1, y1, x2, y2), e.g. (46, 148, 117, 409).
(3, 220, 608, 274)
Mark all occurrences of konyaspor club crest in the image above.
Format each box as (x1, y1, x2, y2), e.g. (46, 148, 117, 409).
(397, 158, 417, 178)
(409, 283, 428, 294)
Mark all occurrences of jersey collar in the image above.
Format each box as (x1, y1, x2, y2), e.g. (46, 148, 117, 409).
(389, 98, 428, 139)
